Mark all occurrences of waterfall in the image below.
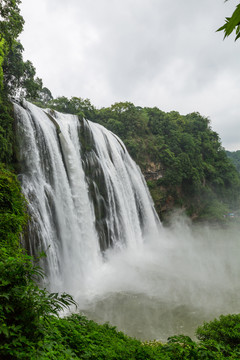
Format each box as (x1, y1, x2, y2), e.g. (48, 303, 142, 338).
(14, 100, 161, 294)
(13, 101, 240, 341)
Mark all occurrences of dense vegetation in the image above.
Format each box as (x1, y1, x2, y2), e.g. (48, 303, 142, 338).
(1, 0, 240, 359)
(226, 150, 240, 173)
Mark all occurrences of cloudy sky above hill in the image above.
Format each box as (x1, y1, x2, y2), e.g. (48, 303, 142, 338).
(20, 0, 240, 150)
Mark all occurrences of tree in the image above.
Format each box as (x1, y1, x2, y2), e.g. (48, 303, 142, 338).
(0, 0, 51, 102)
(37, 86, 53, 105)
(0, 0, 24, 45)
(217, 1, 240, 40)
(48, 96, 96, 119)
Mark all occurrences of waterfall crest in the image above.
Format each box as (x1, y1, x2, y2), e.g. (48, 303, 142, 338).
(14, 101, 161, 293)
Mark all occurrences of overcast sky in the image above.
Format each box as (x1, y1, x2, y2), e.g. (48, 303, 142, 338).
(19, 0, 240, 150)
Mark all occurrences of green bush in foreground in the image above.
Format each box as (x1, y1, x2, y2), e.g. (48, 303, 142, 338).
(196, 314, 240, 358)
(5, 313, 240, 360)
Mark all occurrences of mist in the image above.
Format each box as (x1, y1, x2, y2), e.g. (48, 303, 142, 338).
(76, 214, 240, 341)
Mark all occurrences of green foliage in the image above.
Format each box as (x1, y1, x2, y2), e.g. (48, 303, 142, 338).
(2, 40, 47, 100)
(0, 163, 26, 247)
(0, 254, 77, 358)
(48, 96, 96, 120)
(0, 0, 24, 46)
(0, 0, 52, 165)
(0, 0, 52, 106)
(217, 2, 240, 41)
(196, 314, 240, 358)
(0, 0, 35, 99)
(41, 314, 167, 360)
(4, 310, 240, 359)
(198, 198, 229, 222)
(196, 314, 240, 347)
(36, 86, 53, 106)
(0, 100, 15, 164)
(226, 150, 240, 173)
(161, 335, 216, 359)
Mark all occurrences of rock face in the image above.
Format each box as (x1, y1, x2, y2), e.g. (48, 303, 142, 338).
(143, 162, 164, 181)
(143, 161, 184, 221)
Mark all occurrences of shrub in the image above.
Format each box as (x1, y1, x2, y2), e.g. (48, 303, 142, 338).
(196, 314, 240, 357)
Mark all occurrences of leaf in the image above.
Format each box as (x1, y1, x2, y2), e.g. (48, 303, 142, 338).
(217, 4, 240, 40)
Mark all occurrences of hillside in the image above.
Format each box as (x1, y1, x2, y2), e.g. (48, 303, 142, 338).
(47, 97, 240, 223)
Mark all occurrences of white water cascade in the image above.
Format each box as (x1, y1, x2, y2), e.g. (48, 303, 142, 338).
(14, 100, 161, 294)
(14, 101, 240, 341)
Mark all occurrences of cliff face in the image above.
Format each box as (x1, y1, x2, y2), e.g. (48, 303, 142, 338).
(143, 162, 163, 181)
(142, 160, 207, 223)
(142, 161, 175, 221)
